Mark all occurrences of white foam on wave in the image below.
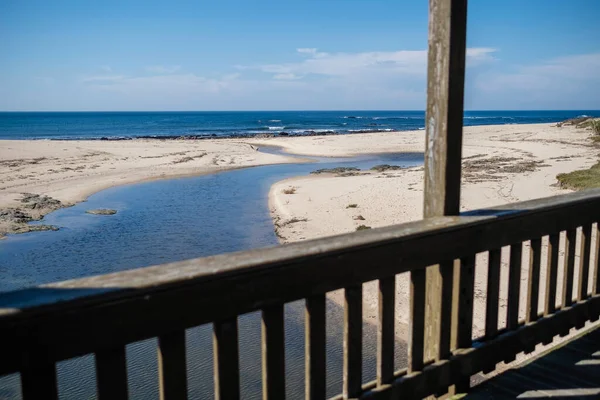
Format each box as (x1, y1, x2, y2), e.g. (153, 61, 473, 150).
(267, 126, 284, 130)
(268, 120, 282, 122)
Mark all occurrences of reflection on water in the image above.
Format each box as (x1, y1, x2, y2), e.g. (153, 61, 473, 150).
(0, 150, 422, 399)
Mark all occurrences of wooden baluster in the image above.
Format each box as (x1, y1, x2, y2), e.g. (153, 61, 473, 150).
(305, 294, 326, 400)
(578, 224, 592, 301)
(543, 233, 560, 344)
(451, 255, 475, 394)
(409, 269, 425, 373)
(562, 229, 577, 308)
(21, 364, 58, 400)
(506, 243, 522, 329)
(213, 318, 240, 400)
(593, 223, 600, 322)
(96, 345, 129, 400)
(560, 229, 577, 337)
(526, 239, 542, 323)
(594, 223, 600, 297)
(343, 285, 362, 399)
(482, 249, 501, 374)
(262, 305, 285, 400)
(158, 331, 188, 400)
(424, 260, 455, 368)
(545, 234, 560, 316)
(377, 276, 395, 387)
(575, 224, 593, 328)
(485, 249, 501, 339)
(437, 260, 455, 363)
(525, 238, 542, 353)
(505, 243, 522, 363)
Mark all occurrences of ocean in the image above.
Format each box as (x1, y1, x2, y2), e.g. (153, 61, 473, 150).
(0, 110, 598, 140)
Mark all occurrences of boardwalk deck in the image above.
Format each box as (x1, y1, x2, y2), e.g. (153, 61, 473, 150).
(468, 326, 600, 399)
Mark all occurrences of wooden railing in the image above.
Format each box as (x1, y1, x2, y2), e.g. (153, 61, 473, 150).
(1, 189, 600, 399)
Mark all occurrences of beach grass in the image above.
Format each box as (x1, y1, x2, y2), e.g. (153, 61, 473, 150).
(557, 161, 600, 190)
(591, 119, 600, 135)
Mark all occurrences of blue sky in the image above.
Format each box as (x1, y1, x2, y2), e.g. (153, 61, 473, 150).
(1, 0, 599, 111)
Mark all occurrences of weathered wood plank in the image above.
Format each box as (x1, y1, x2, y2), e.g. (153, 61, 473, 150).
(3, 191, 600, 374)
(578, 224, 592, 302)
(409, 269, 425, 372)
(485, 249, 502, 339)
(305, 294, 326, 400)
(262, 305, 285, 400)
(562, 229, 577, 310)
(343, 285, 362, 399)
(525, 238, 542, 353)
(377, 276, 395, 386)
(158, 331, 188, 400)
(482, 249, 501, 374)
(505, 243, 523, 363)
(422, 0, 468, 389)
(544, 233, 560, 316)
(96, 346, 128, 400)
(423, 0, 467, 217)
(451, 255, 475, 393)
(506, 243, 523, 331)
(526, 239, 542, 323)
(543, 233, 560, 345)
(213, 318, 240, 400)
(437, 260, 454, 361)
(593, 223, 600, 297)
(20, 364, 58, 400)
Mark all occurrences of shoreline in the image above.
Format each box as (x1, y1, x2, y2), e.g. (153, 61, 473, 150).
(1, 122, 595, 239)
(0, 138, 304, 237)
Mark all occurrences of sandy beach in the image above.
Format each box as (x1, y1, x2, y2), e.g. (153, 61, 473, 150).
(260, 121, 600, 370)
(0, 138, 302, 237)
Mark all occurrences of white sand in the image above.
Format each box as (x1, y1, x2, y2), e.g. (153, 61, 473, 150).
(263, 123, 597, 243)
(263, 122, 600, 366)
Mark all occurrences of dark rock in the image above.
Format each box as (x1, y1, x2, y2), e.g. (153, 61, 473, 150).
(86, 209, 117, 215)
(0, 209, 32, 223)
(13, 224, 59, 234)
(370, 164, 405, 172)
(311, 167, 361, 175)
(20, 193, 62, 210)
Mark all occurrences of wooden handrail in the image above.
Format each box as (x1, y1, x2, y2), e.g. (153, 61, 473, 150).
(1, 189, 600, 383)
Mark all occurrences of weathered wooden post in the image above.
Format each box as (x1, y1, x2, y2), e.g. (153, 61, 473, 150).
(409, 0, 469, 394)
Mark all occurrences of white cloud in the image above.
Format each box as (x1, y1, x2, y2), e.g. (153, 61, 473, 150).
(297, 48, 318, 55)
(473, 52, 600, 108)
(81, 75, 126, 83)
(253, 47, 496, 80)
(40, 47, 598, 110)
(83, 73, 241, 97)
(273, 73, 303, 80)
(100, 66, 112, 72)
(145, 65, 182, 74)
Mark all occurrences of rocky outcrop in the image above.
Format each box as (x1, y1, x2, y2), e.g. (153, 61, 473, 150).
(86, 209, 117, 215)
(0, 193, 64, 238)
